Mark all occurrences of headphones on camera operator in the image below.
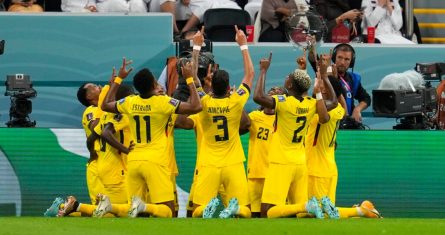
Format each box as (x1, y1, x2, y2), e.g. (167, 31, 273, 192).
(331, 43, 356, 69)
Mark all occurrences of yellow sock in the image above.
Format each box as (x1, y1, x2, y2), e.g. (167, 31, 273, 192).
(78, 203, 96, 216)
(145, 204, 172, 218)
(338, 207, 359, 218)
(192, 205, 204, 218)
(238, 205, 251, 218)
(68, 212, 82, 217)
(111, 204, 131, 217)
(267, 204, 306, 218)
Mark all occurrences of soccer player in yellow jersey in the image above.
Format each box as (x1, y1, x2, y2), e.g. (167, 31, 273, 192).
(305, 68, 381, 219)
(242, 87, 286, 218)
(187, 26, 254, 219)
(77, 82, 107, 206)
(101, 57, 202, 218)
(92, 84, 135, 218)
(253, 52, 337, 218)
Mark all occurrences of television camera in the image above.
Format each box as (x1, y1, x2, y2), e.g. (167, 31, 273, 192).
(372, 63, 443, 129)
(5, 74, 37, 127)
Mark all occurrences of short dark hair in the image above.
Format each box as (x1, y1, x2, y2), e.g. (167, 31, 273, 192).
(133, 68, 155, 95)
(212, 69, 229, 97)
(77, 82, 90, 107)
(116, 84, 135, 100)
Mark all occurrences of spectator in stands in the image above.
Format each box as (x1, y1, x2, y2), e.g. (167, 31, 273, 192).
(146, 0, 180, 33)
(61, 0, 97, 12)
(244, 0, 262, 24)
(361, 0, 415, 44)
(176, 0, 193, 31)
(179, 0, 241, 35)
(8, 0, 43, 12)
(257, 0, 308, 42)
(310, 0, 363, 43)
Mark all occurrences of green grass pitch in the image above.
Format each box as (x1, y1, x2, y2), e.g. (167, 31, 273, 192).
(1, 218, 445, 235)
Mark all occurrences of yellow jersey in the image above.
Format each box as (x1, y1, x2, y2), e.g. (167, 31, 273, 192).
(116, 94, 180, 165)
(167, 113, 179, 176)
(247, 110, 275, 178)
(198, 84, 250, 167)
(268, 95, 316, 165)
(305, 104, 345, 177)
(94, 112, 131, 184)
(82, 105, 99, 138)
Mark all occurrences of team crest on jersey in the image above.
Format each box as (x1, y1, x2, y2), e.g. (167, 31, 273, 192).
(198, 90, 206, 98)
(277, 95, 286, 102)
(169, 98, 179, 106)
(237, 89, 246, 96)
(118, 98, 126, 104)
(86, 112, 93, 121)
(113, 114, 122, 121)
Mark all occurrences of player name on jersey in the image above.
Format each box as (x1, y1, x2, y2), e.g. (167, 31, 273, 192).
(207, 106, 230, 114)
(132, 104, 151, 112)
(296, 107, 309, 114)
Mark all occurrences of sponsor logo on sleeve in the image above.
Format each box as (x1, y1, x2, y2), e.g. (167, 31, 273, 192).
(169, 98, 180, 107)
(86, 112, 93, 121)
(278, 95, 286, 102)
(118, 98, 126, 104)
(237, 88, 246, 96)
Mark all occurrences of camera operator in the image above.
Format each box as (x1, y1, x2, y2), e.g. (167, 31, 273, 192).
(309, 43, 371, 128)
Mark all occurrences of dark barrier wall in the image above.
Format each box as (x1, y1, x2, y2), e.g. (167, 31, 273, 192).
(0, 129, 444, 218)
(1, 14, 445, 129)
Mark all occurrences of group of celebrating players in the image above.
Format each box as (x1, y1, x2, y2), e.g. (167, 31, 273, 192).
(44, 26, 381, 219)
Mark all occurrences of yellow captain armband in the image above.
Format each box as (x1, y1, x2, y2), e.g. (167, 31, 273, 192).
(186, 77, 194, 85)
(114, 77, 123, 85)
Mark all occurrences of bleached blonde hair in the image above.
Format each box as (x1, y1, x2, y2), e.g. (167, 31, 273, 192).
(290, 69, 311, 93)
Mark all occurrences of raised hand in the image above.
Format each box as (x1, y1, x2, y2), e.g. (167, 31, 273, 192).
(181, 59, 194, 79)
(260, 52, 272, 72)
(235, 25, 247, 46)
(118, 57, 133, 79)
(296, 49, 306, 70)
(318, 54, 331, 76)
(193, 26, 205, 47)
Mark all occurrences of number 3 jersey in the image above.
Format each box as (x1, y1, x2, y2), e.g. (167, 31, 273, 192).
(116, 94, 180, 165)
(269, 95, 317, 165)
(197, 84, 250, 167)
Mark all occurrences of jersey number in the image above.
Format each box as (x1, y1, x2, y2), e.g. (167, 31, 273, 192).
(134, 115, 151, 143)
(257, 127, 270, 140)
(292, 116, 307, 143)
(213, 116, 228, 141)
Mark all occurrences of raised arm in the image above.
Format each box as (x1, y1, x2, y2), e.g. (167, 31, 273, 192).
(191, 27, 205, 88)
(319, 54, 338, 111)
(176, 61, 203, 114)
(101, 58, 133, 113)
(235, 25, 255, 88)
(253, 52, 275, 109)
